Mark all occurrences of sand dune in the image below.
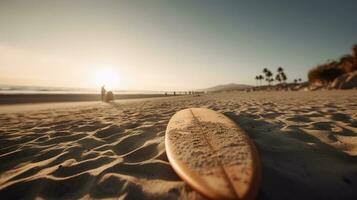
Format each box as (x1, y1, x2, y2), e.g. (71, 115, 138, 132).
(0, 91, 356, 199)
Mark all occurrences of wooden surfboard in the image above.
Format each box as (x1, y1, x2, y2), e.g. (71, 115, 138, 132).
(165, 108, 261, 200)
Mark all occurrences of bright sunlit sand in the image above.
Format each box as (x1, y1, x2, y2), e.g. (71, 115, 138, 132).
(0, 91, 356, 199)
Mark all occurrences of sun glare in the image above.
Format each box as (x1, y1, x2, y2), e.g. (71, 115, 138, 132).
(94, 67, 120, 90)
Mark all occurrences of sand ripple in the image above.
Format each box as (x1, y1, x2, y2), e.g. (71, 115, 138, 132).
(0, 91, 357, 199)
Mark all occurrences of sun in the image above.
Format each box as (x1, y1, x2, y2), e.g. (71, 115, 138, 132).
(94, 67, 120, 90)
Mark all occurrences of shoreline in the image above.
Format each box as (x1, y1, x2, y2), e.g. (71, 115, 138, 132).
(0, 93, 171, 105)
(0, 95, 184, 114)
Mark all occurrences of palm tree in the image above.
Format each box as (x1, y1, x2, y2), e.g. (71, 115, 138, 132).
(298, 78, 302, 83)
(277, 67, 283, 74)
(263, 68, 268, 85)
(294, 79, 298, 84)
(267, 70, 273, 85)
(276, 67, 287, 85)
(263, 68, 268, 74)
(275, 74, 281, 84)
(263, 68, 273, 86)
(259, 75, 264, 86)
(255, 76, 259, 87)
(281, 72, 287, 83)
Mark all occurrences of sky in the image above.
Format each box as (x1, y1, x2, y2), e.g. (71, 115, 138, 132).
(0, 0, 356, 91)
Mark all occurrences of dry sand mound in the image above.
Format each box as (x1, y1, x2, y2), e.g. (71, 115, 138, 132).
(0, 91, 357, 199)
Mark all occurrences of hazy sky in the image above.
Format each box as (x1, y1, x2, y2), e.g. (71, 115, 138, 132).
(1, 0, 356, 90)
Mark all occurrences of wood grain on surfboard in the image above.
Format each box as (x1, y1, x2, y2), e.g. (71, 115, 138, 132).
(165, 108, 261, 200)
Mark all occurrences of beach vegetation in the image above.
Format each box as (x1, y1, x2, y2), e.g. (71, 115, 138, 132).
(308, 44, 357, 84)
(263, 68, 274, 85)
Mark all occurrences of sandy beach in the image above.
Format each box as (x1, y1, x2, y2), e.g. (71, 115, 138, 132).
(0, 91, 356, 199)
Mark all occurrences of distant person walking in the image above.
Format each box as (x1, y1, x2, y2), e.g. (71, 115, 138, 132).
(101, 85, 106, 102)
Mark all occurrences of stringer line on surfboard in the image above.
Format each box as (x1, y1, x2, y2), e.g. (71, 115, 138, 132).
(188, 108, 241, 199)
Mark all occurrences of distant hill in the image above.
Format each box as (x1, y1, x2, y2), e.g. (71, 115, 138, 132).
(199, 83, 252, 92)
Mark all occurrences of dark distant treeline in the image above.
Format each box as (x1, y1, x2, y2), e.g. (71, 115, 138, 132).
(255, 67, 301, 87)
(308, 44, 357, 84)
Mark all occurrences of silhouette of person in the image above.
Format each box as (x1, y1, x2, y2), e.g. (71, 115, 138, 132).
(101, 85, 106, 102)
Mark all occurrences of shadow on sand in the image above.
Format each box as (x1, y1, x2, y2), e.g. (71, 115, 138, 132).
(225, 111, 357, 200)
